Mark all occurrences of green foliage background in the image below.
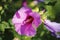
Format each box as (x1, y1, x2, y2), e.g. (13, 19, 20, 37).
(0, 0, 60, 40)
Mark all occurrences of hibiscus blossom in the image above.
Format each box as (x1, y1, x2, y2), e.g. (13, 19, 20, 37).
(12, 7, 41, 37)
(44, 19, 60, 38)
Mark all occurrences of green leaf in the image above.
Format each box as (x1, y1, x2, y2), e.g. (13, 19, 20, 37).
(44, 0, 56, 4)
(2, 21, 10, 28)
(0, 6, 3, 11)
(45, 5, 55, 20)
(0, 37, 2, 40)
(0, 21, 10, 32)
(0, 23, 5, 32)
(40, 31, 45, 37)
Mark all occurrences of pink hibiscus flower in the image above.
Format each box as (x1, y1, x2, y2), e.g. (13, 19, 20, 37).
(12, 7, 41, 37)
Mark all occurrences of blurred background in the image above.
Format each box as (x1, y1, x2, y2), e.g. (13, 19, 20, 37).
(0, 0, 60, 40)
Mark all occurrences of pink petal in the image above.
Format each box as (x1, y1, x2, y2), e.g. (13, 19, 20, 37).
(44, 19, 60, 32)
(12, 7, 28, 24)
(21, 24, 36, 36)
(29, 12, 42, 27)
(15, 23, 22, 35)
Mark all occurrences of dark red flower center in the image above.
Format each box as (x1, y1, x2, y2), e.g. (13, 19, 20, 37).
(25, 16, 34, 24)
